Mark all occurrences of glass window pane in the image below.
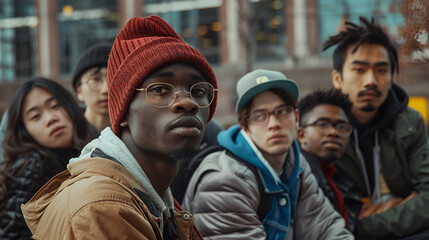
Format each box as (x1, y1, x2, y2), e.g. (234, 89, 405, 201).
(144, 1, 220, 65)
(57, 0, 118, 75)
(251, 0, 286, 62)
(0, 0, 36, 83)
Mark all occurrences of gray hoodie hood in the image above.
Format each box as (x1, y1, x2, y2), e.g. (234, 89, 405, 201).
(69, 127, 174, 219)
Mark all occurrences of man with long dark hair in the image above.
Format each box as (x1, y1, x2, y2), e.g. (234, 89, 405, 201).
(323, 16, 429, 239)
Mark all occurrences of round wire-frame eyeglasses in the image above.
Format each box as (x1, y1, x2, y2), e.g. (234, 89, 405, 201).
(135, 82, 217, 108)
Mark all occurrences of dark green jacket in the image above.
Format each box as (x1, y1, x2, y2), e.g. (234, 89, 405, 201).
(337, 106, 429, 239)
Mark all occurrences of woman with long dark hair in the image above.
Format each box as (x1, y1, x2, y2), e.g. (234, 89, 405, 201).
(0, 77, 93, 239)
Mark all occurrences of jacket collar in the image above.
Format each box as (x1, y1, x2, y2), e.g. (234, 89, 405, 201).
(217, 125, 302, 193)
(70, 128, 174, 220)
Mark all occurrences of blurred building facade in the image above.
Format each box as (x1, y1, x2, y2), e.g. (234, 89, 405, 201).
(0, 0, 428, 125)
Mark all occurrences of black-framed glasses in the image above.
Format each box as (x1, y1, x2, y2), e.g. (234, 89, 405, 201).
(247, 105, 295, 124)
(135, 82, 217, 108)
(302, 119, 353, 136)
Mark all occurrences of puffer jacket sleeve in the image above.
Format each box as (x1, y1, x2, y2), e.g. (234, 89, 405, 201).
(0, 154, 44, 240)
(293, 154, 354, 239)
(183, 151, 266, 239)
(356, 109, 429, 239)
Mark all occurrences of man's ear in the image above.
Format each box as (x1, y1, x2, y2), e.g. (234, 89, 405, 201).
(332, 69, 342, 90)
(294, 108, 300, 129)
(297, 127, 307, 147)
(76, 85, 84, 102)
(120, 119, 129, 127)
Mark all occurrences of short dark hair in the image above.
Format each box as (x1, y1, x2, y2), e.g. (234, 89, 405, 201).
(298, 88, 351, 125)
(238, 88, 296, 130)
(322, 16, 399, 75)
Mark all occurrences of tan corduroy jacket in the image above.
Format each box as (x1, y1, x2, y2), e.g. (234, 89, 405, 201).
(21, 158, 202, 240)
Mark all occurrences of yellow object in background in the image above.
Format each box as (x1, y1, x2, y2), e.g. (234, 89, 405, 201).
(408, 97, 428, 126)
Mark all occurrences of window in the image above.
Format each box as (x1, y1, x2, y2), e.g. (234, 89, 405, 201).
(0, 0, 36, 83)
(144, 0, 221, 64)
(57, 0, 118, 75)
(251, 0, 286, 62)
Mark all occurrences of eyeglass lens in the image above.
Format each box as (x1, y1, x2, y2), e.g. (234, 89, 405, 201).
(315, 120, 352, 135)
(248, 105, 294, 123)
(145, 82, 214, 108)
(86, 78, 107, 91)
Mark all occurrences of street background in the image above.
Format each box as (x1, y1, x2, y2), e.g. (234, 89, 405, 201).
(0, 0, 428, 127)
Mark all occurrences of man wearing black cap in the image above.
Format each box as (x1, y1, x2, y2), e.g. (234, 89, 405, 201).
(72, 43, 111, 134)
(183, 69, 352, 239)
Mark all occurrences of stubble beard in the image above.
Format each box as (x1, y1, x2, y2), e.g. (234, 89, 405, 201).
(319, 153, 339, 164)
(167, 146, 199, 162)
(359, 103, 377, 112)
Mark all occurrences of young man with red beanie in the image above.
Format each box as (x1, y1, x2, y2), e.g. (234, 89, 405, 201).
(21, 15, 217, 239)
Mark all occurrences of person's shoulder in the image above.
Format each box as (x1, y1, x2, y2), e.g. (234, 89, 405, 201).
(185, 150, 260, 203)
(198, 148, 257, 176)
(23, 169, 156, 239)
(47, 165, 141, 216)
(398, 107, 425, 123)
(390, 107, 426, 134)
(8, 151, 42, 172)
(189, 149, 259, 191)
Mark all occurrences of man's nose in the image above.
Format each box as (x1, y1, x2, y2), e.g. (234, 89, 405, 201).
(100, 78, 108, 94)
(267, 113, 281, 129)
(327, 125, 339, 136)
(362, 70, 378, 87)
(171, 91, 199, 114)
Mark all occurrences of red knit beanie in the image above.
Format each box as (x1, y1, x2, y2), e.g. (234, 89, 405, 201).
(108, 15, 217, 135)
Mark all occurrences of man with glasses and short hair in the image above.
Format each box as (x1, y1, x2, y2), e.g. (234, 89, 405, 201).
(183, 69, 352, 239)
(22, 16, 216, 239)
(72, 43, 111, 134)
(297, 88, 362, 233)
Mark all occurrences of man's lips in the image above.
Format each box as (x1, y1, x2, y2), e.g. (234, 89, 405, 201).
(268, 133, 286, 142)
(322, 139, 343, 149)
(169, 116, 202, 137)
(358, 89, 382, 100)
(50, 126, 65, 137)
(360, 93, 378, 100)
(99, 99, 108, 106)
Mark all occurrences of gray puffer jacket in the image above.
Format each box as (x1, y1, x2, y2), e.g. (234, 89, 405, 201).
(183, 149, 353, 240)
